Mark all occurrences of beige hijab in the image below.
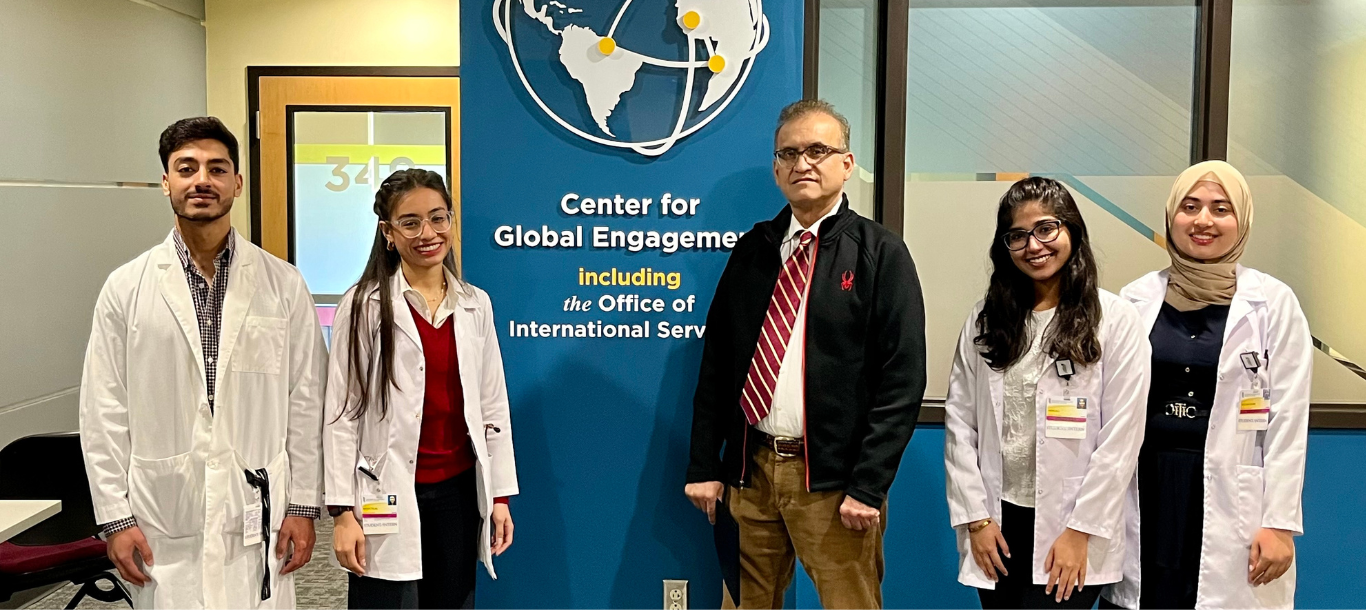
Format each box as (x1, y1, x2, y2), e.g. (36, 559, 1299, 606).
(1164, 160, 1254, 311)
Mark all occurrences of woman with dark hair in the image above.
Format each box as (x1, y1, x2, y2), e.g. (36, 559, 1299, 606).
(944, 177, 1149, 609)
(1103, 161, 1310, 610)
(322, 169, 518, 609)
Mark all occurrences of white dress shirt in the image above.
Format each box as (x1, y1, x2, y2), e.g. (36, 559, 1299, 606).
(398, 266, 459, 326)
(755, 199, 843, 439)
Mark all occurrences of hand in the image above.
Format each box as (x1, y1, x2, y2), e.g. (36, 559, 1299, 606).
(106, 525, 154, 586)
(838, 496, 880, 531)
(491, 503, 514, 556)
(276, 515, 316, 575)
(332, 511, 367, 575)
(968, 520, 1010, 581)
(684, 482, 725, 525)
(1044, 528, 1090, 603)
(1249, 528, 1295, 586)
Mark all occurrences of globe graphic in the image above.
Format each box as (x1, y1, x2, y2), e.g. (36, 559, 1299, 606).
(493, 0, 770, 156)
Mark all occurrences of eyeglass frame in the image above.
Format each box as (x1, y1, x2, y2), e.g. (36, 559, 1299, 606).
(1001, 219, 1065, 251)
(773, 143, 847, 166)
(382, 209, 454, 239)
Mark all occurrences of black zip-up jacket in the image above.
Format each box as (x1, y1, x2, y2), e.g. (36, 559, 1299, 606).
(686, 198, 927, 507)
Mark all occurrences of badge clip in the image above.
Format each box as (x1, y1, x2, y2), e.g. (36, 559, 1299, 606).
(1054, 359, 1075, 378)
(1057, 358, 1079, 378)
(1240, 351, 1264, 390)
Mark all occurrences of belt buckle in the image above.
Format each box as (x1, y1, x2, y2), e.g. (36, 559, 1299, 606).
(772, 436, 801, 458)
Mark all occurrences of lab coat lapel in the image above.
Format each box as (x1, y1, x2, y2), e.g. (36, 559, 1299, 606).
(217, 234, 259, 402)
(156, 234, 207, 390)
(1126, 270, 1168, 333)
(388, 272, 423, 350)
(453, 282, 481, 438)
(1223, 265, 1266, 345)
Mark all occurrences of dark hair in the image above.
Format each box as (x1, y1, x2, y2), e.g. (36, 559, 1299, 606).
(975, 177, 1102, 371)
(774, 99, 851, 150)
(339, 169, 459, 421)
(158, 117, 240, 171)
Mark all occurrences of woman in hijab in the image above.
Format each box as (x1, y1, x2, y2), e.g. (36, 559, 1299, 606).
(1103, 161, 1312, 610)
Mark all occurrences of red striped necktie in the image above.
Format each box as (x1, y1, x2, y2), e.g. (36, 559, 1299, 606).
(740, 230, 817, 425)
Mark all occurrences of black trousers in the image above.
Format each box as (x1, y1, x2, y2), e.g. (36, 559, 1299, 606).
(977, 502, 1102, 610)
(348, 469, 482, 609)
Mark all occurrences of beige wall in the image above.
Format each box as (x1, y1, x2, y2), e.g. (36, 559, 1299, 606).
(0, 0, 203, 449)
(205, 0, 460, 239)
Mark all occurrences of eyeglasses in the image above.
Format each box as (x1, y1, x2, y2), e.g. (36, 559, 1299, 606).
(1002, 220, 1064, 251)
(773, 143, 846, 166)
(385, 210, 453, 239)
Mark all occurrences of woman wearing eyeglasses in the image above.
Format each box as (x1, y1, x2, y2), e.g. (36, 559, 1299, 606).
(322, 169, 518, 609)
(944, 177, 1149, 609)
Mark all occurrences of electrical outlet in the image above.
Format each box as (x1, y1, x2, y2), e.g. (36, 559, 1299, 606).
(663, 579, 688, 610)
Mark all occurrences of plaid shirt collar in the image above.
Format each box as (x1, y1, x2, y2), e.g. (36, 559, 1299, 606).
(172, 227, 236, 277)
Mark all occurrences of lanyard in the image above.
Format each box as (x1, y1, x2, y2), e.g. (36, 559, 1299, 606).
(243, 468, 272, 601)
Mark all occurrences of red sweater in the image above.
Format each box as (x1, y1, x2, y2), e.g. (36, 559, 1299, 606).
(409, 304, 509, 505)
(411, 303, 476, 484)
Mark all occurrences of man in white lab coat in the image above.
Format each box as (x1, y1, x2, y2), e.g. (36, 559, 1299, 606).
(79, 117, 328, 609)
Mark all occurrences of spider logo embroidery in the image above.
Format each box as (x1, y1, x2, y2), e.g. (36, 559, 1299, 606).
(840, 270, 854, 291)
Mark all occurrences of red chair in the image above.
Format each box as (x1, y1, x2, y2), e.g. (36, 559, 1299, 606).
(0, 433, 131, 608)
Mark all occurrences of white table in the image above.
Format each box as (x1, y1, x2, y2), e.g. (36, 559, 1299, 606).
(0, 499, 61, 544)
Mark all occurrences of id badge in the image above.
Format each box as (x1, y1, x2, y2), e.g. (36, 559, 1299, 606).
(243, 502, 263, 546)
(1045, 397, 1088, 439)
(361, 493, 401, 535)
(1238, 389, 1270, 431)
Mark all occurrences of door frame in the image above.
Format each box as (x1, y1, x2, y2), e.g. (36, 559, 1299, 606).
(246, 65, 461, 253)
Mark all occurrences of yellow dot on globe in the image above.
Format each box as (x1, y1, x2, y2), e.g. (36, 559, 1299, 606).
(598, 37, 616, 55)
(708, 55, 726, 73)
(682, 10, 701, 29)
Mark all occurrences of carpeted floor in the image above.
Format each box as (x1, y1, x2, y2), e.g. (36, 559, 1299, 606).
(27, 518, 347, 609)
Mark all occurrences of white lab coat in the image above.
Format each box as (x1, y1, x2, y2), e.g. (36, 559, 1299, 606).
(944, 289, 1150, 589)
(322, 271, 518, 581)
(1104, 266, 1311, 609)
(79, 231, 328, 609)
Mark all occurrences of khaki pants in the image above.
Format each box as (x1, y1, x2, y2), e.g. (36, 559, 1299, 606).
(725, 445, 886, 609)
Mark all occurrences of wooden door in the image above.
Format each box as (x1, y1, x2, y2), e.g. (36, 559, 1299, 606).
(249, 68, 460, 307)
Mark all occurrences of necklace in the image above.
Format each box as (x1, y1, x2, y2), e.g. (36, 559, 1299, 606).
(425, 276, 447, 303)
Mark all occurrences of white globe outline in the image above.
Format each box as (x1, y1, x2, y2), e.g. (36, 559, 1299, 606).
(492, 0, 770, 157)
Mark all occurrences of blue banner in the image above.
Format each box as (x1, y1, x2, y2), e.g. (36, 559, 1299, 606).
(461, 0, 802, 606)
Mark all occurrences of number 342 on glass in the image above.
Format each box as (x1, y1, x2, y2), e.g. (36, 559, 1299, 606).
(323, 155, 416, 192)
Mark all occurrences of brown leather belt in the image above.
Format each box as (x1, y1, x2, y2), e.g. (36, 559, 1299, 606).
(753, 429, 804, 458)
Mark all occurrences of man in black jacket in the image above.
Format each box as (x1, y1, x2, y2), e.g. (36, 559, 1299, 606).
(684, 100, 927, 609)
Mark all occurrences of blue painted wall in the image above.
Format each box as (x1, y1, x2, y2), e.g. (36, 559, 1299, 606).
(461, 0, 803, 607)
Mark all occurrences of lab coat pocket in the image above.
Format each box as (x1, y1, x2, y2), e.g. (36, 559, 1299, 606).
(232, 316, 287, 374)
(357, 452, 389, 494)
(1061, 475, 1086, 517)
(225, 450, 292, 535)
(128, 452, 204, 539)
(481, 423, 502, 459)
(1235, 465, 1265, 546)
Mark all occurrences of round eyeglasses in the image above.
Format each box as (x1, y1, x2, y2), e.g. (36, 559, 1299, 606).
(1002, 220, 1063, 251)
(385, 210, 452, 239)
